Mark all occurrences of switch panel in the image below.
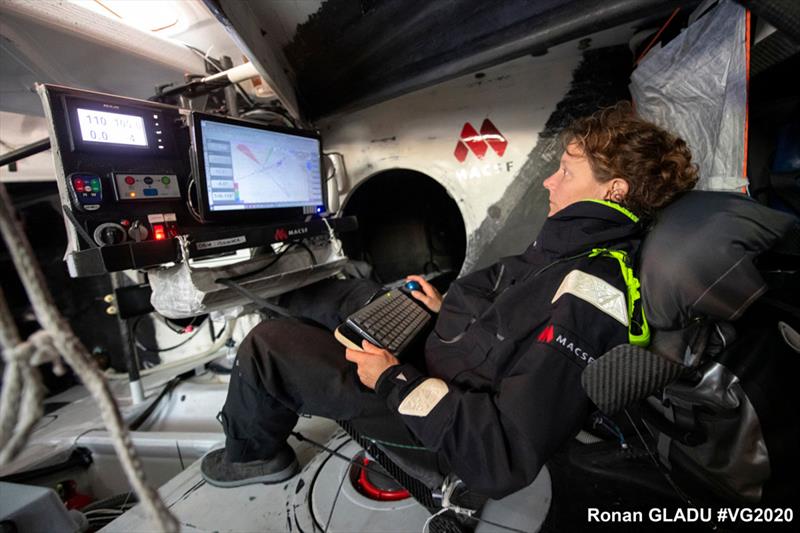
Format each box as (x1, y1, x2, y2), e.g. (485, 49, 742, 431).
(113, 173, 180, 201)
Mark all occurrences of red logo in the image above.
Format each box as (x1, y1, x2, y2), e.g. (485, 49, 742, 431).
(537, 324, 555, 343)
(454, 119, 508, 162)
(274, 228, 289, 241)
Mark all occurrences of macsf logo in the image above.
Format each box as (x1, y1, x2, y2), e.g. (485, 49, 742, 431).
(537, 324, 555, 343)
(454, 119, 508, 162)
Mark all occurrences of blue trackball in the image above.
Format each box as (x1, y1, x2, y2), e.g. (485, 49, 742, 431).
(404, 280, 422, 292)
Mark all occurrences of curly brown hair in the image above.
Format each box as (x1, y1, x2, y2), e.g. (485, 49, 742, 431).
(560, 101, 699, 217)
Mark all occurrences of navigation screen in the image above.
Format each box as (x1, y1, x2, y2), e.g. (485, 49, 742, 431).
(77, 108, 148, 146)
(200, 119, 322, 212)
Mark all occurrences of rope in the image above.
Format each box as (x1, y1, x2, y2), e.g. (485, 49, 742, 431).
(0, 303, 57, 464)
(0, 182, 178, 532)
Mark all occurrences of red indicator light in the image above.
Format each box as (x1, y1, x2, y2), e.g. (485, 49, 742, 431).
(120, 219, 130, 227)
(153, 224, 166, 240)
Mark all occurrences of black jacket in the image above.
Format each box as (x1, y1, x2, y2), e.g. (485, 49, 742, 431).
(376, 200, 643, 498)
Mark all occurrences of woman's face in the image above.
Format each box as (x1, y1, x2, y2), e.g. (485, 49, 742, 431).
(543, 143, 615, 216)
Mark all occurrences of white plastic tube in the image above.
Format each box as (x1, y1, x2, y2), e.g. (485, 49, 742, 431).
(201, 62, 259, 84)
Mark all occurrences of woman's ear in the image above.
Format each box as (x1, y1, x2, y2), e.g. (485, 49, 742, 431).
(606, 178, 629, 203)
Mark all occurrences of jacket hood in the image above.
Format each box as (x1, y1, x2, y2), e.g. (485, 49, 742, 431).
(534, 200, 644, 258)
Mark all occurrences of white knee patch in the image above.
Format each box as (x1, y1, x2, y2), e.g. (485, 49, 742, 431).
(398, 378, 449, 417)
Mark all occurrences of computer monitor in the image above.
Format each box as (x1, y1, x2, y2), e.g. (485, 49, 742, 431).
(191, 112, 325, 223)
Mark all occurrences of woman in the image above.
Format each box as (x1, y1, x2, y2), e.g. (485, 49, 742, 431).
(201, 102, 699, 498)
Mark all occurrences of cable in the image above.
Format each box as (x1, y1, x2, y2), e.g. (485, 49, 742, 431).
(242, 108, 296, 128)
(592, 412, 628, 449)
(323, 461, 350, 533)
(622, 409, 708, 519)
(472, 516, 530, 533)
(215, 278, 293, 318)
(291, 431, 414, 480)
(105, 318, 238, 380)
(364, 436, 427, 451)
(217, 241, 298, 283)
(61, 205, 98, 249)
(186, 176, 202, 222)
(132, 315, 205, 353)
(422, 508, 449, 533)
(296, 241, 318, 265)
(128, 376, 182, 431)
(322, 218, 343, 257)
(160, 314, 203, 334)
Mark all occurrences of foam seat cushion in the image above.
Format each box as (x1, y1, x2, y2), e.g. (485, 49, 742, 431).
(641, 191, 797, 329)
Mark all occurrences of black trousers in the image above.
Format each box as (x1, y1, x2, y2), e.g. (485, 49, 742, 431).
(218, 279, 444, 480)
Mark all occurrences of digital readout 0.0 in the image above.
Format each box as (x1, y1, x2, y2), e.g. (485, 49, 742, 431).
(77, 108, 148, 147)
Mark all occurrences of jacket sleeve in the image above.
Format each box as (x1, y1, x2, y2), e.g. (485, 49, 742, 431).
(375, 287, 629, 498)
(448, 260, 505, 296)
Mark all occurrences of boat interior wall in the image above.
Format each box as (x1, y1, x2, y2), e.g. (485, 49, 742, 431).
(266, 0, 691, 119)
(0, 1, 206, 117)
(466, 45, 634, 272)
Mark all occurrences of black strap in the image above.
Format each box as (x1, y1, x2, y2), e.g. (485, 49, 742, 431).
(61, 205, 98, 249)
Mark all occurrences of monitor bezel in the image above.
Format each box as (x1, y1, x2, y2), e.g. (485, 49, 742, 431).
(190, 111, 325, 224)
(64, 96, 160, 155)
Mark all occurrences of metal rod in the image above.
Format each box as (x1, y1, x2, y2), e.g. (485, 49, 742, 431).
(0, 138, 51, 168)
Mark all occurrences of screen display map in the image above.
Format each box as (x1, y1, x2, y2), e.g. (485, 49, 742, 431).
(77, 108, 148, 146)
(200, 119, 322, 212)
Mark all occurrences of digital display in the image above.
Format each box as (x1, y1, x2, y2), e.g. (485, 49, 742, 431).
(77, 108, 148, 146)
(199, 119, 322, 212)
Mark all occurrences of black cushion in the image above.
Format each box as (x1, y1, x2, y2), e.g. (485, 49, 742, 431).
(641, 191, 797, 329)
(582, 344, 685, 414)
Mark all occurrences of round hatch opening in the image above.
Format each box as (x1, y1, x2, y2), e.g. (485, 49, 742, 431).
(341, 169, 466, 284)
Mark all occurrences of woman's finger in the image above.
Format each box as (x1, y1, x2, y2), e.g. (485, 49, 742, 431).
(345, 348, 365, 363)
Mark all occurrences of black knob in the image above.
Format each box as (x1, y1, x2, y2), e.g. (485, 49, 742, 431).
(93, 222, 127, 246)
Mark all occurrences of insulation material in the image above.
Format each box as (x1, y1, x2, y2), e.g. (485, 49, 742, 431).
(630, 0, 748, 192)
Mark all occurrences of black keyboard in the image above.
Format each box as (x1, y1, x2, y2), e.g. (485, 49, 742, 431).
(345, 290, 431, 354)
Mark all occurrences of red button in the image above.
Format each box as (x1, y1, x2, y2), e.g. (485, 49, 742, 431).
(74, 179, 84, 189)
(125, 176, 135, 185)
(153, 224, 166, 241)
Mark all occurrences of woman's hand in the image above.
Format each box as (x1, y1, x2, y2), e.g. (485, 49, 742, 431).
(405, 274, 443, 313)
(345, 340, 399, 390)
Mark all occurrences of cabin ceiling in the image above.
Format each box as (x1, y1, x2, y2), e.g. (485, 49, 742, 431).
(208, 0, 691, 121)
